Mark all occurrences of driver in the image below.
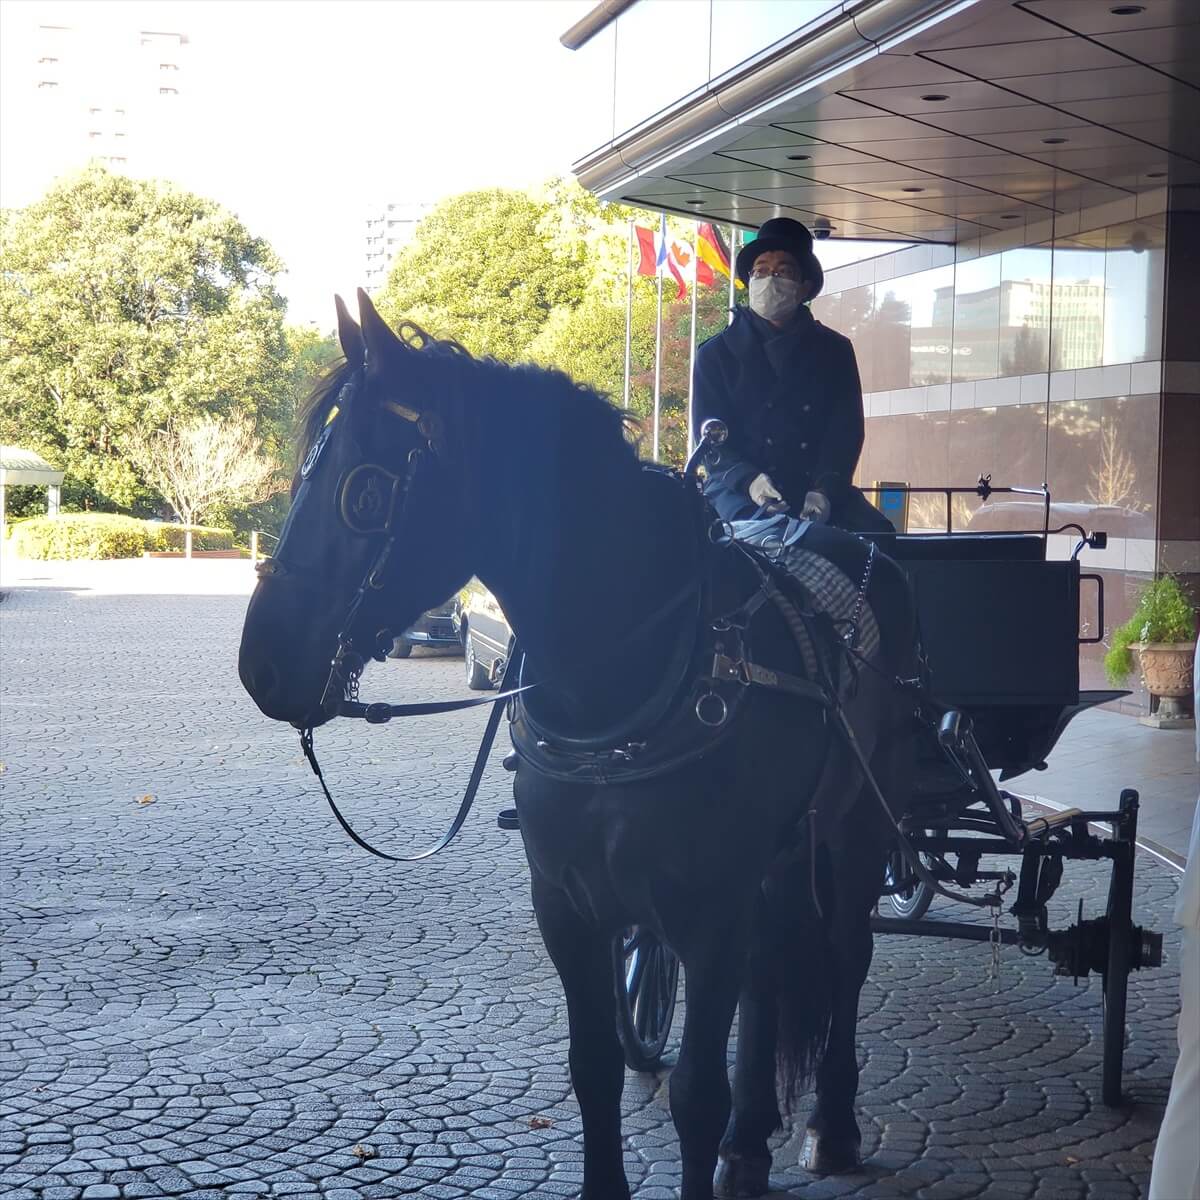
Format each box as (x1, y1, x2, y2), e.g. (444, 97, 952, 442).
(692, 217, 892, 534)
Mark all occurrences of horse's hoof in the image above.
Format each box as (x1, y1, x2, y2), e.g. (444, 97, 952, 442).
(714, 1151, 772, 1197)
(800, 1128, 861, 1175)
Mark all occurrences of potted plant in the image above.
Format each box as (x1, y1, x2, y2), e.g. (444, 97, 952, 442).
(1105, 575, 1196, 728)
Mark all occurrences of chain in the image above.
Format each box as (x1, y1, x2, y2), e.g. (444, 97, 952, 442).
(844, 541, 876, 651)
(987, 873, 1016, 990)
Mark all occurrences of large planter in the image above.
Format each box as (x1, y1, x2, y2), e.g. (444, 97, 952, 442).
(1133, 642, 1196, 728)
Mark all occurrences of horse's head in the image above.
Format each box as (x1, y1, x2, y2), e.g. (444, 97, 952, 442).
(238, 290, 474, 726)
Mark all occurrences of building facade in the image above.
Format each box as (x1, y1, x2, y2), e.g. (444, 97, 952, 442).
(363, 201, 433, 292)
(26, 19, 189, 185)
(563, 0, 1200, 712)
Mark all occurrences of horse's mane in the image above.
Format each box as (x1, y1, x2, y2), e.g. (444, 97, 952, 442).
(297, 320, 639, 473)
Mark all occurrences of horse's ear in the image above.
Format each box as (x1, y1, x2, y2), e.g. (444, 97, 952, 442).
(334, 295, 365, 369)
(358, 288, 401, 367)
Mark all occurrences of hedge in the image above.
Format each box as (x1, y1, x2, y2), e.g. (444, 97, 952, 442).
(10, 514, 235, 560)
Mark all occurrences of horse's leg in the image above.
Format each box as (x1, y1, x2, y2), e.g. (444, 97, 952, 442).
(714, 963, 778, 1199)
(803, 753, 900, 1174)
(532, 877, 630, 1200)
(671, 942, 744, 1200)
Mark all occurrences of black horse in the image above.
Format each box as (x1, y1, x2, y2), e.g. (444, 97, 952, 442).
(238, 292, 918, 1200)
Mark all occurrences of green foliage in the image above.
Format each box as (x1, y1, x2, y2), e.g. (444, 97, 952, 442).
(10, 513, 232, 559)
(0, 165, 293, 512)
(1104, 575, 1196, 684)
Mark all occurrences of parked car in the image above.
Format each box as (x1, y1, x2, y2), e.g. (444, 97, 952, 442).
(453, 580, 513, 689)
(389, 597, 462, 658)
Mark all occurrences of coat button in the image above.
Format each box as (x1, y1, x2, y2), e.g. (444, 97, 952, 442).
(800, 441, 809, 450)
(802, 404, 811, 412)
(765, 437, 774, 447)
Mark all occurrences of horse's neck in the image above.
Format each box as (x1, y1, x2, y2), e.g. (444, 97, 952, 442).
(474, 435, 693, 717)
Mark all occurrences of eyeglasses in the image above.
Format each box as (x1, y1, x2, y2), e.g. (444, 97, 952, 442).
(750, 265, 801, 281)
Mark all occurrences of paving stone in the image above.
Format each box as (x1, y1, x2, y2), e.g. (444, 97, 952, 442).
(0, 584, 1184, 1199)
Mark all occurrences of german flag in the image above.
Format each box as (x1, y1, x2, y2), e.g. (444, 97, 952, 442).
(696, 223, 741, 288)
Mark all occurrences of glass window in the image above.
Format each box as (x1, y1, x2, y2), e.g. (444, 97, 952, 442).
(1051, 241, 1105, 371)
(710, 0, 841, 80)
(890, 265, 955, 386)
(868, 282, 912, 393)
(952, 254, 1001, 383)
(999, 246, 1052, 376)
(1103, 219, 1165, 366)
(613, 0, 710, 138)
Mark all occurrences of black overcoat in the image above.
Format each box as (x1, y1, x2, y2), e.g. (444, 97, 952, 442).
(692, 306, 886, 530)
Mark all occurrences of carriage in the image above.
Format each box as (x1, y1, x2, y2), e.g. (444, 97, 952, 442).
(576, 478, 1164, 1107)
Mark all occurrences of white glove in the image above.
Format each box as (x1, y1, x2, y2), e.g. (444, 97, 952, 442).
(801, 489, 831, 523)
(748, 472, 788, 512)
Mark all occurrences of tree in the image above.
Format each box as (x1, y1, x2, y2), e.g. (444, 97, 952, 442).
(0, 165, 293, 511)
(125, 412, 284, 527)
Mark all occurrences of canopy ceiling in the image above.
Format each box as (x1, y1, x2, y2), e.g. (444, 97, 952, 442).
(575, 0, 1200, 243)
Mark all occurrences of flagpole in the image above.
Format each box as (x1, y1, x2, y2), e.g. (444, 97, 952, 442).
(727, 224, 736, 326)
(687, 220, 699, 456)
(653, 212, 664, 462)
(623, 219, 633, 411)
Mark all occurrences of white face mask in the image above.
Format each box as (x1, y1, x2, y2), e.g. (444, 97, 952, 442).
(749, 275, 803, 323)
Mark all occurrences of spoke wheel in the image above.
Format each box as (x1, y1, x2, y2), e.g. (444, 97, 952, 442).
(883, 839, 935, 920)
(612, 927, 679, 1072)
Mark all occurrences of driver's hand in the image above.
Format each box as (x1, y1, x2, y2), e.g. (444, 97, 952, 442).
(749, 472, 788, 513)
(801, 490, 831, 523)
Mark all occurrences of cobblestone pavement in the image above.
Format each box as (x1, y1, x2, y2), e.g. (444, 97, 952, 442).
(0, 583, 1183, 1199)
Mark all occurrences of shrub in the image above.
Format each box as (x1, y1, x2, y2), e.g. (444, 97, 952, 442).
(11, 513, 149, 560)
(9, 514, 236, 559)
(1104, 575, 1196, 684)
(144, 523, 234, 552)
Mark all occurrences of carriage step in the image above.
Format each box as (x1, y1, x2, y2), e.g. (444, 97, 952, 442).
(497, 807, 520, 831)
(1025, 807, 1084, 838)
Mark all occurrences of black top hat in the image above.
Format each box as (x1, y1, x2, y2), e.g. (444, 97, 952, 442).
(735, 217, 824, 296)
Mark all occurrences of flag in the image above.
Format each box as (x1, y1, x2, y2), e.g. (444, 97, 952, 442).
(666, 237, 691, 301)
(696, 222, 737, 287)
(634, 225, 665, 277)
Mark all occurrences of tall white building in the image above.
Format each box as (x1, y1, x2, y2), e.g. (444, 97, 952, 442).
(363, 202, 433, 292)
(11, 16, 189, 199)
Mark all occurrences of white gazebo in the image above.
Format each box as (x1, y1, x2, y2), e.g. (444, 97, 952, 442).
(0, 446, 65, 532)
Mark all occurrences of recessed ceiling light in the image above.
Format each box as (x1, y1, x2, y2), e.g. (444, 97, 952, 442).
(1146, 170, 1167, 178)
(901, 187, 925, 193)
(685, 199, 704, 206)
(786, 154, 811, 161)
(921, 93, 949, 102)
(1110, 4, 1145, 14)
(1041, 136, 1069, 145)
(1000, 214, 1021, 220)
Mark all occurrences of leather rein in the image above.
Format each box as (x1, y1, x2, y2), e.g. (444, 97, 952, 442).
(255, 369, 705, 862)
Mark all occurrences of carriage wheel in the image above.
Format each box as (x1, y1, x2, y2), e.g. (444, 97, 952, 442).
(1101, 790, 1139, 1107)
(613, 927, 679, 1072)
(883, 838, 935, 920)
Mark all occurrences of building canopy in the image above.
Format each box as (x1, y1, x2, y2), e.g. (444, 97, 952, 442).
(0, 446, 65, 486)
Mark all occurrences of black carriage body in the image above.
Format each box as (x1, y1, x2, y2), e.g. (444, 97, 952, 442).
(872, 533, 1087, 778)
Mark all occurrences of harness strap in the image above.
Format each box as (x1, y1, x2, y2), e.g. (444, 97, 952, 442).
(299, 645, 522, 862)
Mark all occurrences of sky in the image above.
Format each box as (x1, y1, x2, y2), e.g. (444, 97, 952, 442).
(0, 0, 900, 330)
(0, 0, 599, 327)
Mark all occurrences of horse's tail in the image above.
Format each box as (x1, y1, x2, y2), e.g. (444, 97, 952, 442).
(766, 829, 833, 1110)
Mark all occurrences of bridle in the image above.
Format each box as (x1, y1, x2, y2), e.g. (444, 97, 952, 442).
(254, 364, 535, 861)
(254, 368, 715, 863)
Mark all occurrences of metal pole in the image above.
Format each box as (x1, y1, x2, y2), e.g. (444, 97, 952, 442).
(652, 212, 664, 462)
(185, 529, 193, 559)
(727, 225, 736, 326)
(687, 222, 700, 456)
(250, 530, 259, 564)
(623, 219, 634, 411)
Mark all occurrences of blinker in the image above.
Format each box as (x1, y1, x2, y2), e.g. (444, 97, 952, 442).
(301, 422, 335, 480)
(339, 463, 402, 535)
